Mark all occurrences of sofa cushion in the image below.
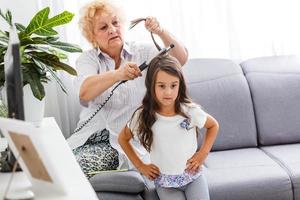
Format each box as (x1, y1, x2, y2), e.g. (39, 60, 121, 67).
(97, 192, 143, 200)
(204, 148, 293, 200)
(241, 55, 300, 145)
(183, 59, 257, 151)
(261, 144, 300, 200)
(89, 171, 145, 193)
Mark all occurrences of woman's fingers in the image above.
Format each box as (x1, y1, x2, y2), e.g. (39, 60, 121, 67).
(145, 17, 163, 35)
(124, 63, 141, 80)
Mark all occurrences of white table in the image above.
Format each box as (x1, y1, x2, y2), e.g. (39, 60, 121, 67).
(0, 117, 98, 200)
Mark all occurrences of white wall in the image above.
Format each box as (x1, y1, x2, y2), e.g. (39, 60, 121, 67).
(0, 0, 39, 30)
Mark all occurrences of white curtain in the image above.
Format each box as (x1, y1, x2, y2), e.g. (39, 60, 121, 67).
(33, 0, 300, 137)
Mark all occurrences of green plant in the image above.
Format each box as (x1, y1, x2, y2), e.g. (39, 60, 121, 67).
(0, 7, 82, 100)
(0, 99, 7, 117)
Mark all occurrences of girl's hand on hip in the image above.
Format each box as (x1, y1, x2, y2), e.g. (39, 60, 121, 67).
(185, 151, 207, 174)
(145, 17, 164, 35)
(116, 62, 142, 81)
(137, 163, 160, 180)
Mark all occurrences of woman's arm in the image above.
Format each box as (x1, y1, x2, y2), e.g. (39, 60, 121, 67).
(145, 17, 188, 66)
(158, 29, 188, 66)
(118, 126, 160, 179)
(79, 70, 118, 101)
(79, 62, 142, 101)
(186, 115, 219, 172)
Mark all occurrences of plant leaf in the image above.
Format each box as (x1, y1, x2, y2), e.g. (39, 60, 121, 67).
(46, 36, 59, 42)
(6, 10, 12, 26)
(30, 52, 77, 75)
(0, 46, 6, 54)
(48, 48, 68, 59)
(24, 7, 74, 37)
(0, 9, 5, 21)
(23, 68, 45, 100)
(48, 41, 82, 53)
(0, 9, 12, 26)
(0, 99, 8, 117)
(21, 37, 49, 46)
(15, 23, 26, 32)
(0, 52, 4, 64)
(0, 36, 8, 44)
(46, 11, 74, 29)
(20, 36, 63, 49)
(24, 7, 56, 36)
(33, 58, 67, 93)
(0, 30, 8, 38)
(57, 52, 68, 60)
(0, 64, 4, 86)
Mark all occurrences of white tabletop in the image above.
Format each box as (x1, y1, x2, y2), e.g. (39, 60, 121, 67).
(0, 117, 98, 200)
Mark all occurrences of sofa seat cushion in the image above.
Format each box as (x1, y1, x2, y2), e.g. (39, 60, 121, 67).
(262, 144, 300, 200)
(96, 192, 143, 200)
(89, 170, 145, 193)
(204, 148, 293, 200)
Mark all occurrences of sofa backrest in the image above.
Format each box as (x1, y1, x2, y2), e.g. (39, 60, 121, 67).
(183, 59, 257, 151)
(241, 55, 300, 146)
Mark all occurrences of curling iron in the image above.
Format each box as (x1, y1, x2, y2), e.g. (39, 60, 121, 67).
(121, 43, 175, 84)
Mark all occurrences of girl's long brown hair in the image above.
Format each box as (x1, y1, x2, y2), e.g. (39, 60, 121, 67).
(131, 54, 192, 152)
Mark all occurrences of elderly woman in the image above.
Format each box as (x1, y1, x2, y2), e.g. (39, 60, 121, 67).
(67, 0, 188, 178)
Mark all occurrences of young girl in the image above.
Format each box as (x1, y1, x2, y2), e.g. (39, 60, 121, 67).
(118, 55, 219, 200)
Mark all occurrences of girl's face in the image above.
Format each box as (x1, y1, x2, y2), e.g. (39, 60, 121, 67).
(93, 12, 124, 53)
(154, 70, 180, 110)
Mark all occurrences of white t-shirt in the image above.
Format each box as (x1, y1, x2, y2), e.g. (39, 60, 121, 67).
(129, 103, 207, 175)
(67, 41, 158, 169)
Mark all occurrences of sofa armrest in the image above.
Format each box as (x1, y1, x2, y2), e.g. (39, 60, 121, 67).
(89, 170, 145, 193)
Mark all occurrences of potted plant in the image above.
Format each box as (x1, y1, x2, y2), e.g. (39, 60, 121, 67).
(0, 7, 82, 101)
(0, 99, 7, 118)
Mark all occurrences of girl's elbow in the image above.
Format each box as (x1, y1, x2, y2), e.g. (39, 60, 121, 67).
(207, 116, 219, 134)
(214, 120, 220, 134)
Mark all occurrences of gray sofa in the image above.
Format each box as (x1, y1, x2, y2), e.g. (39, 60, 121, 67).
(88, 55, 300, 200)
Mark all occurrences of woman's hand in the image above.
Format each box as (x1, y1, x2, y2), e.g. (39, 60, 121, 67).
(137, 163, 160, 180)
(116, 62, 142, 81)
(185, 150, 207, 174)
(145, 17, 164, 35)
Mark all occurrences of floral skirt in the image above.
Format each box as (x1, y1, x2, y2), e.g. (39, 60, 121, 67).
(154, 171, 202, 188)
(72, 129, 119, 179)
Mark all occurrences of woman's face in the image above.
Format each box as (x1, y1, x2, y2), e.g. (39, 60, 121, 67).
(154, 70, 180, 110)
(93, 11, 124, 53)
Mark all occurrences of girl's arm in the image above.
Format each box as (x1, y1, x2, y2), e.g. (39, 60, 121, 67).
(118, 126, 160, 180)
(186, 114, 219, 172)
